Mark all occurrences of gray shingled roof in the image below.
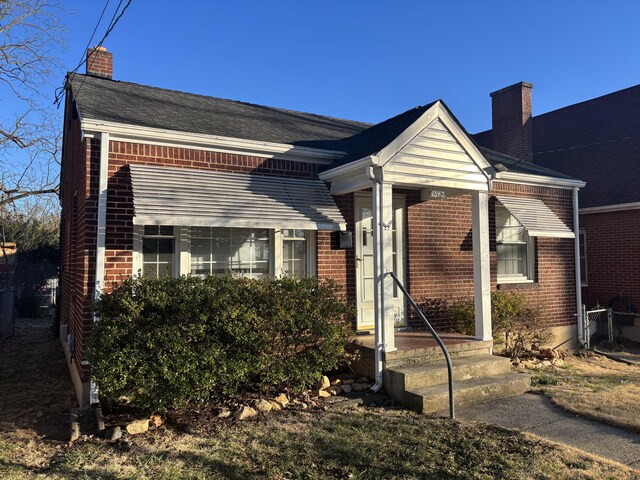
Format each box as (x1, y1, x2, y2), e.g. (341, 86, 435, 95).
(68, 73, 576, 182)
(68, 73, 370, 151)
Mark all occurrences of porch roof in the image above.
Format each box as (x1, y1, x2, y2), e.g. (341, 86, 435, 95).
(129, 164, 347, 230)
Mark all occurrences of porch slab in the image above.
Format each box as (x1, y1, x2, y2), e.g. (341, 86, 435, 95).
(355, 331, 492, 361)
(351, 331, 493, 378)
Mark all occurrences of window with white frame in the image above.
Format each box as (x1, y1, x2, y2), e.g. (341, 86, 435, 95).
(282, 229, 308, 277)
(137, 226, 316, 279)
(579, 229, 587, 286)
(142, 225, 175, 278)
(495, 204, 535, 283)
(190, 227, 270, 279)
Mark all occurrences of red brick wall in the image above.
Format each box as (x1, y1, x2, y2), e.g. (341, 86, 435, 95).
(580, 209, 640, 310)
(61, 125, 579, 386)
(404, 182, 576, 330)
(490, 82, 533, 162)
(59, 99, 101, 382)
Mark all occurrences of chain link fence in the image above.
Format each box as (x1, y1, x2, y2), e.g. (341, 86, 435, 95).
(584, 306, 640, 349)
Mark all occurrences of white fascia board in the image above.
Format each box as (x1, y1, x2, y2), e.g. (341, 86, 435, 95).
(493, 172, 586, 189)
(580, 202, 640, 214)
(318, 155, 378, 181)
(81, 118, 344, 165)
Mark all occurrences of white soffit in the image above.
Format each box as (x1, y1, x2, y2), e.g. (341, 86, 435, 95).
(129, 164, 346, 231)
(497, 196, 575, 238)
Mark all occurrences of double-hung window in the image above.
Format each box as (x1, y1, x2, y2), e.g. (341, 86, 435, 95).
(142, 226, 175, 278)
(495, 204, 535, 283)
(282, 229, 309, 278)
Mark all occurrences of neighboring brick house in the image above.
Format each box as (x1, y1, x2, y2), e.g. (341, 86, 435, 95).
(475, 82, 640, 313)
(61, 48, 584, 406)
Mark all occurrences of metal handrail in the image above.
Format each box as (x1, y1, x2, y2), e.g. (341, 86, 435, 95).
(386, 271, 455, 419)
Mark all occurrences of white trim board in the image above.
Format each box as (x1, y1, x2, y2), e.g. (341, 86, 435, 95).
(493, 172, 585, 189)
(580, 202, 640, 214)
(81, 118, 343, 165)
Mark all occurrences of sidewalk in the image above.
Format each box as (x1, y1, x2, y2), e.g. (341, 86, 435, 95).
(447, 393, 640, 470)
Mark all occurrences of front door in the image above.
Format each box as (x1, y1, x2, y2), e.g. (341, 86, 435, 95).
(355, 194, 405, 331)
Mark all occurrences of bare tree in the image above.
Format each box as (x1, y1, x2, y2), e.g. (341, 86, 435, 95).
(0, 0, 63, 208)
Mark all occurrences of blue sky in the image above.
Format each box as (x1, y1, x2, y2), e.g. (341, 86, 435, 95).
(53, 1, 640, 133)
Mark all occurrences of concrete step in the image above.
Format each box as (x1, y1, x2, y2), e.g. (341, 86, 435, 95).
(385, 354, 513, 398)
(384, 338, 493, 369)
(403, 372, 531, 414)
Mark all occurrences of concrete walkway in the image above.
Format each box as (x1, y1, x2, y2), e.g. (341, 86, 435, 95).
(446, 393, 640, 470)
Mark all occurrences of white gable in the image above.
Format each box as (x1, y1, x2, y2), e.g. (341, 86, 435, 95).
(382, 113, 490, 191)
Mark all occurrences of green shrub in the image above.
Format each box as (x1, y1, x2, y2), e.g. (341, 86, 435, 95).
(88, 275, 354, 412)
(447, 298, 475, 335)
(445, 290, 553, 359)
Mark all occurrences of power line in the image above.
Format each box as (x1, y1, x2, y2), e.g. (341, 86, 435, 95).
(73, 0, 132, 101)
(54, 0, 133, 106)
(54, 0, 111, 106)
(533, 131, 640, 156)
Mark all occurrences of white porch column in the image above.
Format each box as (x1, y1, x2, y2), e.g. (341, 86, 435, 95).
(380, 182, 396, 352)
(471, 190, 492, 341)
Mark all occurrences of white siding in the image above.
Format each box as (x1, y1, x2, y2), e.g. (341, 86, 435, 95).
(385, 118, 488, 190)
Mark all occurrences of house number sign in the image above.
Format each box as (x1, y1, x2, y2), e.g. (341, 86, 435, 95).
(428, 190, 446, 199)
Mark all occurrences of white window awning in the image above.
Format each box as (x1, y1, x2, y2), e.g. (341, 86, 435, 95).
(496, 196, 574, 238)
(129, 164, 347, 231)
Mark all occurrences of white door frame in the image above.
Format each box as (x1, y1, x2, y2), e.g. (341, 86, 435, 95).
(354, 192, 406, 331)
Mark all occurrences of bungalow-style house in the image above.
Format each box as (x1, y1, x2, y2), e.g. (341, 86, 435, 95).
(60, 47, 584, 409)
(475, 83, 640, 314)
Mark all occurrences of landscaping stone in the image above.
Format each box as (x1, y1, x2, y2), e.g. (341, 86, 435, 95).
(269, 401, 283, 411)
(342, 378, 355, 385)
(330, 378, 342, 386)
(105, 426, 122, 441)
(274, 393, 289, 407)
(341, 384, 353, 393)
(235, 406, 258, 421)
(217, 407, 231, 418)
(255, 399, 273, 412)
(552, 358, 565, 367)
(356, 377, 369, 383)
(150, 415, 164, 427)
(541, 360, 552, 367)
(316, 389, 331, 398)
(314, 376, 331, 390)
(351, 382, 367, 391)
(126, 419, 150, 435)
(326, 385, 342, 395)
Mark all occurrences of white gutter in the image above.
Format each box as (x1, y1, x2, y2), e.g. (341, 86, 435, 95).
(81, 118, 343, 165)
(89, 131, 109, 405)
(580, 201, 640, 214)
(573, 186, 585, 346)
(493, 171, 585, 189)
(367, 164, 384, 392)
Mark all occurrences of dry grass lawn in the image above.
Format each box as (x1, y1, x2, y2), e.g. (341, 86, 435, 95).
(1, 318, 639, 479)
(531, 351, 640, 432)
(2, 407, 640, 480)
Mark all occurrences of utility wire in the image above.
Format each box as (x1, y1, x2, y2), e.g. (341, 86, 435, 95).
(54, 0, 133, 106)
(532, 131, 640, 155)
(54, 0, 111, 105)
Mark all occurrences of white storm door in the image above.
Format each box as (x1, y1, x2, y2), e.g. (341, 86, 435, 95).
(355, 194, 405, 331)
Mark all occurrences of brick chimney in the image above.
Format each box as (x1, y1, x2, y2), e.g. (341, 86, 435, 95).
(86, 46, 113, 79)
(490, 81, 533, 162)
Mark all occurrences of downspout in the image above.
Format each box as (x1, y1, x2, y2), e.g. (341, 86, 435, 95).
(367, 165, 384, 392)
(89, 131, 109, 405)
(573, 186, 585, 346)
